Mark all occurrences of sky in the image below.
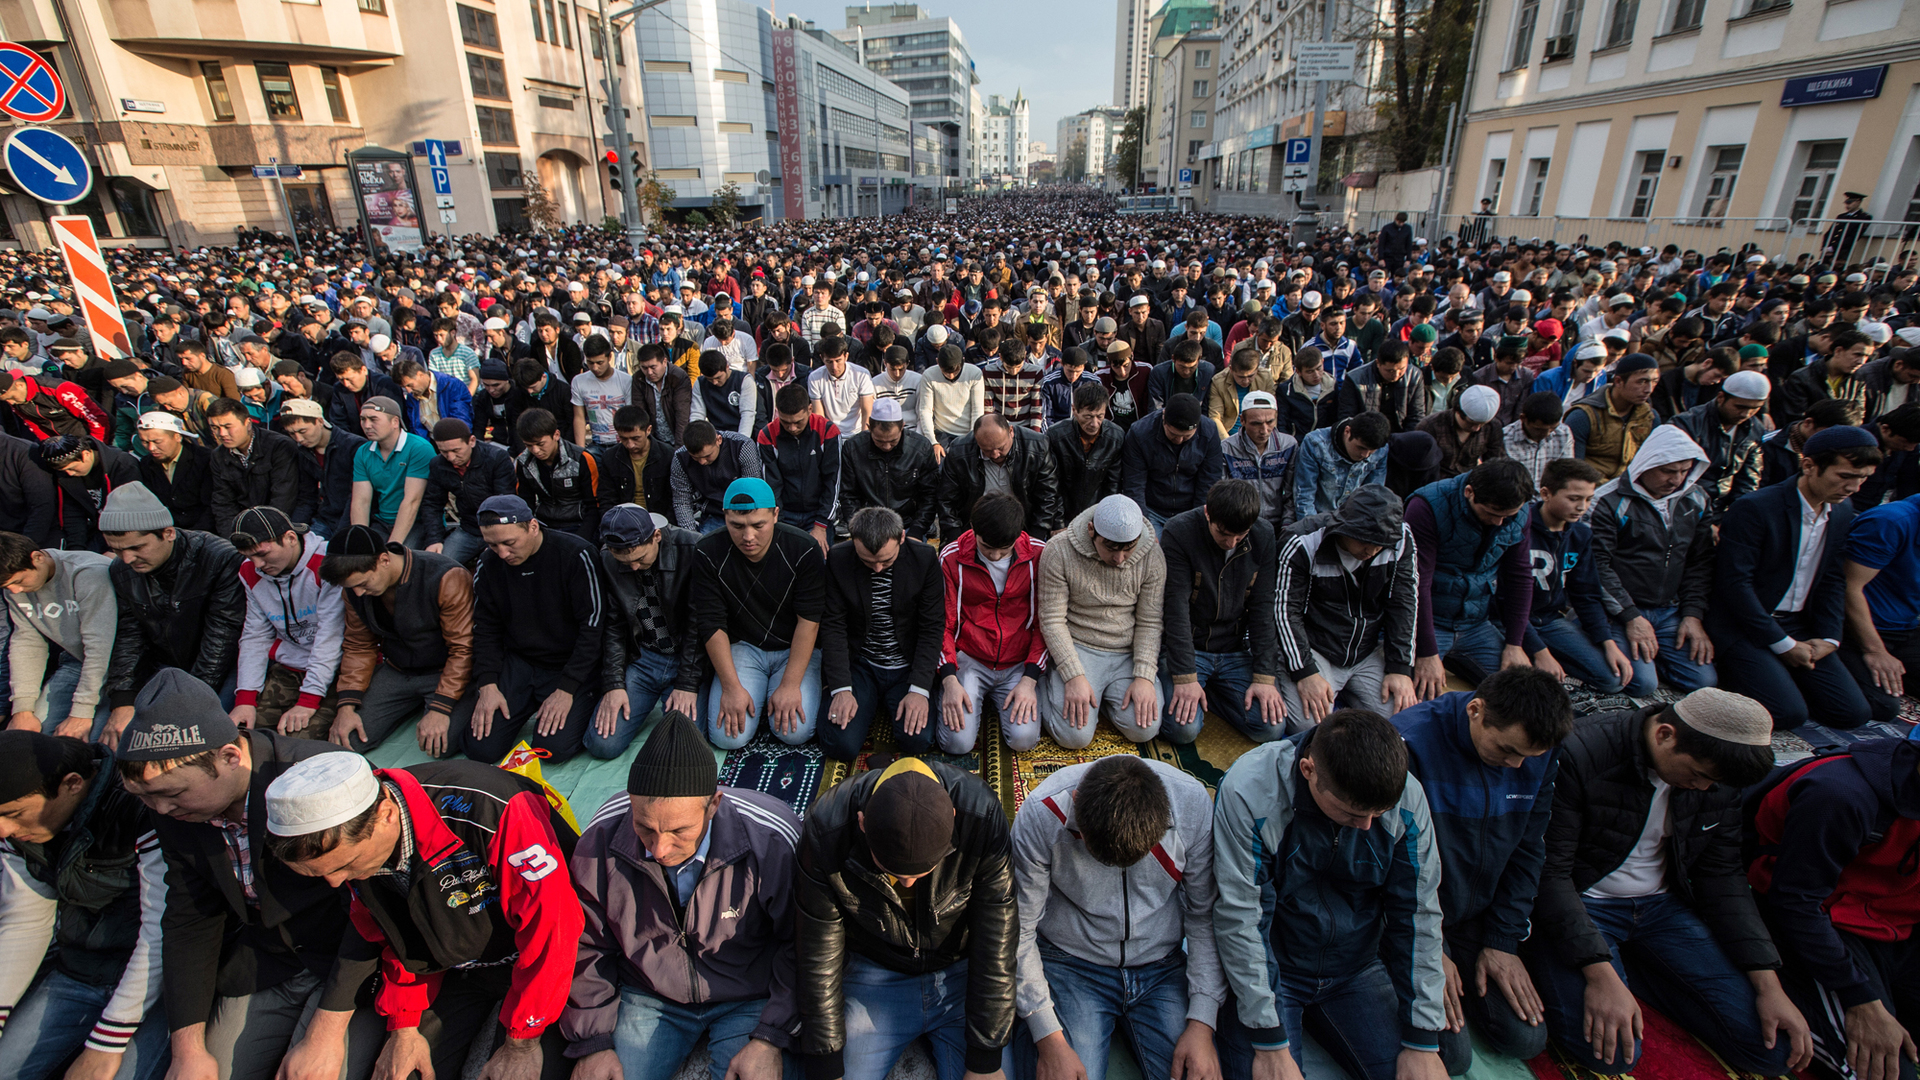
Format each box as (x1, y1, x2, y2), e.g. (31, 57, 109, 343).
(764, 0, 1114, 152)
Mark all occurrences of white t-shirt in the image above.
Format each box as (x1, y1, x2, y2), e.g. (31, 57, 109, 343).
(570, 369, 633, 445)
(983, 553, 1013, 594)
(1584, 771, 1672, 899)
(808, 364, 875, 435)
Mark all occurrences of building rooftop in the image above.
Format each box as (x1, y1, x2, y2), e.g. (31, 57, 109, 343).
(1153, 0, 1217, 38)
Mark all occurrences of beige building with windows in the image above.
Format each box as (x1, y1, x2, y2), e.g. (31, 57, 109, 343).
(1144, 0, 1219, 197)
(0, 0, 643, 250)
(1451, 0, 1920, 256)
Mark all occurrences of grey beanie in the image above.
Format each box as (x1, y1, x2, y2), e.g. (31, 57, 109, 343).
(1328, 485, 1405, 547)
(98, 481, 175, 533)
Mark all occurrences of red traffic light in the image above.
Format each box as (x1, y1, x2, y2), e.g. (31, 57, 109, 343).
(605, 151, 620, 164)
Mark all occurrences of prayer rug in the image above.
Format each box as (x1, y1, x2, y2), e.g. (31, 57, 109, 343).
(1138, 721, 1260, 799)
(1006, 727, 1143, 815)
(716, 734, 830, 816)
(811, 722, 1020, 819)
(1524, 1001, 1795, 1080)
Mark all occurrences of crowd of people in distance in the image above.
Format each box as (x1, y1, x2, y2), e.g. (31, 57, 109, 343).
(0, 191, 1916, 1080)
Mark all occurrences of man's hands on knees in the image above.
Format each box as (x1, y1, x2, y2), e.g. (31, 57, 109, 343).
(1169, 680, 1207, 726)
(1245, 682, 1286, 728)
(721, 1038, 782, 1080)
(1846, 999, 1915, 1080)
(1581, 962, 1641, 1066)
(371, 1027, 434, 1080)
(1170, 1020, 1220, 1080)
(1412, 655, 1446, 701)
(535, 689, 575, 737)
(1476, 948, 1543, 1027)
(1034, 1031, 1087, 1080)
(1441, 952, 1466, 1033)
(1251, 1046, 1304, 1080)
(1749, 970, 1811, 1072)
(827, 689, 858, 730)
(1062, 675, 1097, 728)
(167, 1025, 221, 1080)
(573, 1050, 622, 1080)
(471, 684, 508, 740)
(65, 1048, 125, 1080)
(595, 691, 630, 739)
(942, 675, 973, 731)
(479, 1034, 544, 1080)
(896, 690, 929, 737)
(1394, 1049, 1447, 1080)
(278, 1008, 353, 1080)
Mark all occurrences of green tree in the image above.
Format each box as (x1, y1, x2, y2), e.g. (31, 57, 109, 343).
(1367, 0, 1476, 172)
(633, 169, 676, 230)
(1063, 136, 1088, 183)
(1112, 107, 1146, 190)
(711, 180, 742, 228)
(522, 175, 563, 232)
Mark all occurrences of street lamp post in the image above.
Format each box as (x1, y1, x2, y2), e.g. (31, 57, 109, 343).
(599, 0, 672, 247)
(1292, 0, 1336, 251)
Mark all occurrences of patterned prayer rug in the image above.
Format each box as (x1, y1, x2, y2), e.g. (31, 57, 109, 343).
(716, 734, 830, 816)
(809, 722, 1021, 819)
(1138, 721, 1260, 799)
(1525, 1002, 1795, 1080)
(1006, 727, 1143, 815)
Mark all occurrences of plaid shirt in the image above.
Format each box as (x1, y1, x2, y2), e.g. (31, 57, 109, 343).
(625, 312, 663, 345)
(208, 798, 255, 903)
(428, 343, 478, 382)
(1502, 419, 1574, 488)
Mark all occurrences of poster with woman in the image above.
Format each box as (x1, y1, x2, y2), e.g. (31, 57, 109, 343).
(352, 155, 424, 253)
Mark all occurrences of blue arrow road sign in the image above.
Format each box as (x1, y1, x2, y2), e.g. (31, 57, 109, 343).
(5, 127, 92, 204)
(1284, 138, 1312, 165)
(425, 139, 451, 195)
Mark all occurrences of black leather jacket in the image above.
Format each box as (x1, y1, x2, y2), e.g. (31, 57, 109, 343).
(936, 427, 1063, 540)
(1044, 417, 1124, 521)
(838, 430, 939, 539)
(797, 761, 1016, 1078)
(106, 529, 246, 708)
(596, 525, 706, 695)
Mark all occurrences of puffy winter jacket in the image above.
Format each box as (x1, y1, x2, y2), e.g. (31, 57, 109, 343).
(1589, 424, 1714, 623)
(939, 530, 1049, 677)
(105, 529, 246, 707)
(1413, 472, 1529, 631)
(796, 761, 1017, 1079)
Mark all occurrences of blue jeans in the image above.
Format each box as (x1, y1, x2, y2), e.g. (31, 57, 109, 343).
(1218, 959, 1406, 1080)
(0, 969, 170, 1080)
(1157, 649, 1252, 744)
(697, 516, 726, 536)
(611, 986, 796, 1080)
(1525, 893, 1789, 1075)
(1530, 614, 1625, 691)
(584, 649, 687, 759)
(1606, 606, 1716, 697)
(32, 649, 115, 737)
(1433, 620, 1506, 684)
(1007, 945, 1188, 1080)
(818, 658, 939, 762)
(841, 956, 971, 1080)
(440, 527, 485, 567)
(702, 643, 821, 751)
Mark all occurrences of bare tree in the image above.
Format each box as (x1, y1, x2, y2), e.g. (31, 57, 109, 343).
(523, 176, 563, 232)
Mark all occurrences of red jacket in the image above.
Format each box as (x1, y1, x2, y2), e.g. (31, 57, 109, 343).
(938, 529, 1048, 676)
(327, 764, 582, 1039)
(10, 375, 108, 442)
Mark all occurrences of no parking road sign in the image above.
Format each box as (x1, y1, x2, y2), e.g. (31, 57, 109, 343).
(0, 43, 64, 123)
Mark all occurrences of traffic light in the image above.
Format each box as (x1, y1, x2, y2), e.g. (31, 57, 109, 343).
(606, 150, 622, 191)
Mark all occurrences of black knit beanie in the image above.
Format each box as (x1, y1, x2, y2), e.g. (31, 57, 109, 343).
(627, 710, 717, 798)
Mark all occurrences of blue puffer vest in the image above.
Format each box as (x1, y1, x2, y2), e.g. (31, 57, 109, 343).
(1415, 473, 1526, 630)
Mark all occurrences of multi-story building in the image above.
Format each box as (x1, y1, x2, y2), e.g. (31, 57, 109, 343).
(1196, 0, 1387, 216)
(0, 0, 647, 250)
(1448, 0, 1920, 254)
(1143, 0, 1219, 192)
(634, 3, 916, 221)
(1057, 105, 1130, 187)
(982, 91, 1029, 185)
(1114, 0, 1156, 112)
(836, 3, 979, 186)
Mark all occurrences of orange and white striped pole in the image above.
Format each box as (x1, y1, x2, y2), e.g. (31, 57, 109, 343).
(49, 214, 132, 359)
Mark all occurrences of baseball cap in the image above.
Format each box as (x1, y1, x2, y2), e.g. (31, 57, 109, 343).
(361, 396, 403, 418)
(722, 477, 777, 511)
(1241, 391, 1278, 412)
(1091, 493, 1145, 544)
(280, 398, 328, 424)
(477, 494, 535, 526)
(231, 506, 305, 545)
(599, 504, 658, 549)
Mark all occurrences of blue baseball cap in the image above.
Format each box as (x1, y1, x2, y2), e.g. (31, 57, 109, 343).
(723, 477, 778, 511)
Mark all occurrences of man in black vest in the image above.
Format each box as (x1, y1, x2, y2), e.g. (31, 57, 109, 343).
(318, 525, 478, 755)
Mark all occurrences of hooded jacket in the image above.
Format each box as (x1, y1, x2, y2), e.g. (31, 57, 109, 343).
(5, 375, 108, 441)
(796, 761, 1016, 1080)
(105, 529, 246, 707)
(1589, 424, 1715, 623)
(1745, 739, 1920, 1007)
(1037, 505, 1166, 683)
(1276, 487, 1419, 678)
(1667, 401, 1765, 518)
(1394, 692, 1557, 953)
(1213, 730, 1446, 1052)
(234, 532, 346, 708)
(938, 530, 1048, 677)
(564, 790, 802, 1055)
(1159, 508, 1279, 682)
(936, 426, 1063, 540)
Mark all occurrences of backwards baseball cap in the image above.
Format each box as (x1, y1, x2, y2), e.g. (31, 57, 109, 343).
(1241, 390, 1278, 412)
(476, 494, 535, 526)
(117, 668, 241, 762)
(266, 753, 381, 836)
(360, 396, 404, 418)
(722, 476, 778, 511)
(864, 758, 955, 877)
(599, 504, 658, 549)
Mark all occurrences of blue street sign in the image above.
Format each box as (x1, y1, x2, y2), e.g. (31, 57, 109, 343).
(1284, 138, 1312, 165)
(1179, 168, 1194, 184)
(1780, 65, 1885, 108)
(425, 139, 447, 168)
(4, 127, 91, 205)
(425, 139, 451, 195)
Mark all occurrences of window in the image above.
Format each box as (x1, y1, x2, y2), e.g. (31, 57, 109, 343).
(1524, 157, 1550, 215)
(202, 61, 234, 121)
(1789, 140, 1844, 222)
(1603, 0, 1638, 47)
(485, 151, 524, 190)
(645, 60, 691, 73)
(320, 67, 348, 122)
(649, 114, 696, 127)
(530, 0, 544, 42)
(255, 62, 301, 119)
(468, 54, 509, 99)
(537, 94, 574, 110)
(1486, 158, 1507, 204)
(1697, 145, 1742, 217)
(586, 14, 619, 61)
(1190, 110, 1207, 128)
(1745, 0, 1789, 13)
(459, 5, 500, 48)
(557, 2, 572, 48)
(1669, 0, 1705, 30)
(1628, 150, 1663, 217)
(494, 197, 529, 231)
(1194, 49, 1212, 68)
(1544, 0, 1581, 59)
(475, 105, 517, 144)
(1192, 79, 1210, 97)
(1187, 139, 1203, 161)
(655, 168, 700, 179)
(357, 0, 386, 12)
(1510, 0, 1541, 66)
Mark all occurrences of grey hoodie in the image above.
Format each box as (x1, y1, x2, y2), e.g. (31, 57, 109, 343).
(1590, 424, 1715, 622)
(1011, 758, 1224, 1042)
(7, 549, 116, 716)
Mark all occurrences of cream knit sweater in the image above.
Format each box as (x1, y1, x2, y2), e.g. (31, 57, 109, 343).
(1036, 506, 1166, 682)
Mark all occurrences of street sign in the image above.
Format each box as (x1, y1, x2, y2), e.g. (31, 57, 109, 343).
(1284, 138, 1312, 165)
(435, 194, 455, 209)
(120, 98, 165, 114)
(251, 164, 302, 179)
(1282, 175, 1309, 193)
(1179, 168, 1194, 184)
(0, 43, 63, 123)
(4, 128, 91, 204)
(944, 198, 958, 216)
(425, 139, 451, 196)
(49, 215, 132, 359)
(439, 209, 458, 224)
(1295, 42, 1357, 81)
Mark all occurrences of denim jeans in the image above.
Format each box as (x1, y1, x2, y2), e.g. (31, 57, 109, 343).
(701, 643, 821, 751)
(1525, 893, 1790, 1075)
(1435, 940, 1550, 1076)
(818, 658, 939, 762)
(1432, 620, 1506, 685)
(1606, 606, 1716, 697)
(1007, 944, 1189, 1080)
(584, 649, 686, 759)
(697, 517, 726, 536)
(611, 986, 796, 1080)
(841, 955, 971, 1080)
(32, 649, 114, 737)
(1530, 614, 1626, 691)
(1217, 959, 1407, 1080)
(0, 969, 170, 1080)
(439, 528, 485, 568)
(1157, 649, 1253, 744)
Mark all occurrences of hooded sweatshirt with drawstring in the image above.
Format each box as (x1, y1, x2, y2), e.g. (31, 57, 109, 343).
(1588, 424, 1716, 624)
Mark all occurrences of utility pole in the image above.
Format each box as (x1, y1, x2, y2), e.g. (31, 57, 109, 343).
(599, 0, 671, 247)
(1292, 0, 1336, 251)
